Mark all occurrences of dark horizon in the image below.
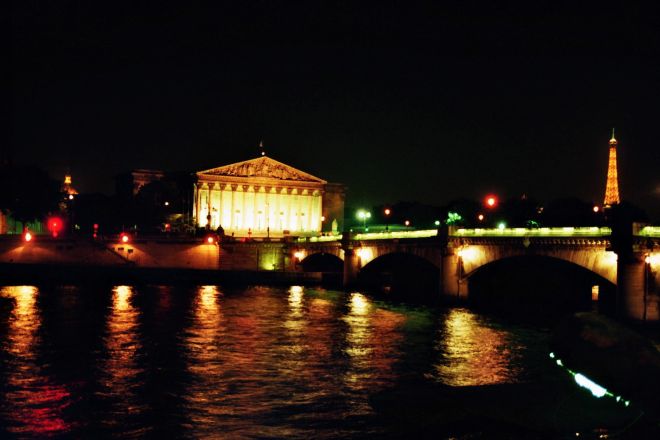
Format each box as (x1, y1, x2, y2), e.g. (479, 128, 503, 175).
(11, 3, 660, 218)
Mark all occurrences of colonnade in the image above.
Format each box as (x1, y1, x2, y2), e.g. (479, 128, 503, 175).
(194, 183, 323, 235)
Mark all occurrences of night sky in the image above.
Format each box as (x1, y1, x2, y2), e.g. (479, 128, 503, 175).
(10, 2, 660, 218)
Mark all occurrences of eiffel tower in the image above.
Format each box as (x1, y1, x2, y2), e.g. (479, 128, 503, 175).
(603, 129, 620, 207)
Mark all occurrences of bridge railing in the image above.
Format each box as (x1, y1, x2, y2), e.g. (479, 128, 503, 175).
(294, 224, 659, 242)
(636, 226, 660, 237)
(299, 229, 441, 242)
(451, 226, 612, 237)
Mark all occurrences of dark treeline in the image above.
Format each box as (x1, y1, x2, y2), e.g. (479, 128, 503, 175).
(0, 164, 652, 236)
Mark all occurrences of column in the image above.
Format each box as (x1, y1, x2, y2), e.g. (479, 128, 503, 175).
(221, 184, 232, 228)
(193, 183, 200, 226)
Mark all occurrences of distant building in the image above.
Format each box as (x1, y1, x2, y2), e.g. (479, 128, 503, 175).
(61, 174, 79, 197)
(194, 155, 345, 237)
(116, 169, 166, 198)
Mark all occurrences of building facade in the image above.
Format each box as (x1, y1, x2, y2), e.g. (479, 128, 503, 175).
(194, 156, 345, 237)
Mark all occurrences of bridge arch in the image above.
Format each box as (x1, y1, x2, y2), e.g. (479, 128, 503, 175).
(300, 252, 343, 273)
(462, 254, 618, 314)
(455, 244, 617, 285)
(358, 251, 440, 296)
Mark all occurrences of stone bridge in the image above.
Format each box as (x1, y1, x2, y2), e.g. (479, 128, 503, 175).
(291, 225, 660, 321)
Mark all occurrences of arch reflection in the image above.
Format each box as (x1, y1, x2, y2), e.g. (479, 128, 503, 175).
(0, 286, 69, 436)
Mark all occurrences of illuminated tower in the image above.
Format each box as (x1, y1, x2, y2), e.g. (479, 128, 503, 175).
(603, 129, 620, 207)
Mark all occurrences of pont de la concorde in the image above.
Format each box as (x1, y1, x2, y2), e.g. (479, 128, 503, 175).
(1, 133, 659, 323)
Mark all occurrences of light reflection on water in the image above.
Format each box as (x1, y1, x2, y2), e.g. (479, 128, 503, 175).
(97, 285, 147, 435)
(0, 286, 70, 436)
(433, 308, 518, 386)
(0, 284, 550, 438)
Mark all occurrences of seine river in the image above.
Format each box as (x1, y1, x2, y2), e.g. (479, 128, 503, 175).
(0, 284, 575, 438)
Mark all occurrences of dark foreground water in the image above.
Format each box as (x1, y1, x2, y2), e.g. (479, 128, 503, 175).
(0, 284, 626, 438)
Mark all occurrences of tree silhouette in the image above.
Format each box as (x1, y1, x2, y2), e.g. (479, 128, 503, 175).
(0, 166, 60, 222)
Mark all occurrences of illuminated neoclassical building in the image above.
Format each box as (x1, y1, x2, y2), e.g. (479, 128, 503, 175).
(194, 155, 345, 236)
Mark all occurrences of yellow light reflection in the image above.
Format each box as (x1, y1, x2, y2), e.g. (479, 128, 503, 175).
(288, 286, 304, 315)
(0, 286, 69, 435)
(183, 285, 227, 431)
(100, 285, 144, 421)
(343, 293, 373, 383)
(342, 292, 405, 392)
(284, 286, 307, 348)
(350, 292, 369, 315)
(435, 309, 511, 386)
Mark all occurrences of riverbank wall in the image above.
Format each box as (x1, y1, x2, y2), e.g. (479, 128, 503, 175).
(0, 236, 326, 285)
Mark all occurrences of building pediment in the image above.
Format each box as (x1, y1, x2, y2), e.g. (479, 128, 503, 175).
(198, 156, 327, 184)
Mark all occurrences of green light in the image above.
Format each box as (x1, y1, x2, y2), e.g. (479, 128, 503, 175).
(446, 211, 463, 225)
(434, 220, 441, 226)
(497, 222, 506, 230)
(574, 373, 608, 398)
(549, 352, 625, 405)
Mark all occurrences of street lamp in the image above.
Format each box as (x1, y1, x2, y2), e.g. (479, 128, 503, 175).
(356, 210, 371, 232)
(484, 195, 498, 209)
(384, 208, 391, 231)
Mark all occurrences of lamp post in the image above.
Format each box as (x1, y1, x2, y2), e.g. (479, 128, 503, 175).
(357, 210, 371, 232)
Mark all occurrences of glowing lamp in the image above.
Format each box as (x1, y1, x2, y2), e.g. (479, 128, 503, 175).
(485, 195, 498, 208)
(384, 208, 391, 216)
(68, 194, 74, 200)
(404, 220, 410, 226)
(120, 233, 130, 244)
(477, 214, 484, 221)
(497, 222, 506, 230)
(206, 236, 215, 244)
(356, 210, 371, 220)
(593, 206, 600, 213)
(24, 231, 33, 242)
(294, 251, 304, 260)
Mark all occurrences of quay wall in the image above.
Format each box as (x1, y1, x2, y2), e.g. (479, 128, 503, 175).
(0, 236, 294, 273)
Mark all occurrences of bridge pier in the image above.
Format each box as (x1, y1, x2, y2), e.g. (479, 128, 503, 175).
(618, 253, 659, 321)
(342, 248, 359, 287)
(440, 251, 468, 301)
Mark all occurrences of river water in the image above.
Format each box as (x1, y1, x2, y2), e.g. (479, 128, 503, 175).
(0, 284, 569, 438)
